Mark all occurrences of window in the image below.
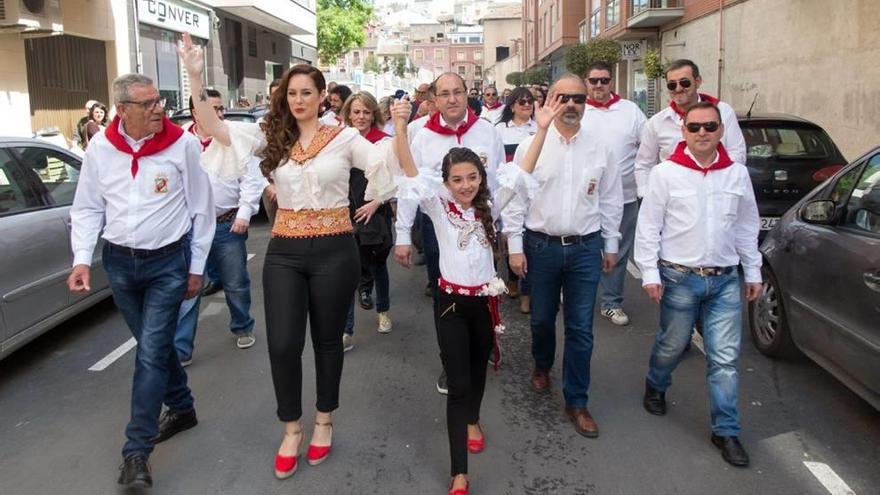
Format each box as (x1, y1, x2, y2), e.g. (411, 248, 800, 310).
(474, 66, 482, 79)
(474, 50, 483, 61)
(457, 65, 467, 76)
(0, 149, 41, 215)
(742, 126, 835, 160)
(842, 155, 880, 234)
(434, 48, 444, 60)
(457, 50, 465, 61)
(590, 10, 600, 38)
(414, 49, 424, 61)
(247, 26, 257, 58)
(606, 0, 620, 28)
(12, 146, 81, 206)
(578, 21, 587, 43)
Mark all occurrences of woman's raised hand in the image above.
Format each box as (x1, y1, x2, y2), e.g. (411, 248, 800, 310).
(177, 33, 204, 78)
(534, 91, 564, 130)
(391, 100, 412, 129)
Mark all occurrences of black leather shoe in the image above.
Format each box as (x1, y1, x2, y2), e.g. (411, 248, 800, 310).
(643, 383, 667, 416)
(118, 454, 152, 488)
(711, 434, 750, 467)
(152, 408, 198, 444)
(358, 291, 374, 310)
(201, 281, 222, 296)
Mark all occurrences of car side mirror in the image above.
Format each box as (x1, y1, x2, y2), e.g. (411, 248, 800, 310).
(801, 199, 836, 224)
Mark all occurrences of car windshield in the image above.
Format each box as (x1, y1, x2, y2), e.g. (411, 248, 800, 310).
(743, 125, 835, 159)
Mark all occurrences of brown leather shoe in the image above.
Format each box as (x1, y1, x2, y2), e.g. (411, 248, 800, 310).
(530, 368, 550, 391)
(565, 407, 599, 438)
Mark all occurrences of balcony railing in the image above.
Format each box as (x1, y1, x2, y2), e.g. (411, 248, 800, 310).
(628, 0, 684, 28)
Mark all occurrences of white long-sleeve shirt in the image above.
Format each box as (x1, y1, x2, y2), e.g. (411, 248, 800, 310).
(481, 105, 504, 125)
(500, 122, 623, 255)
(634, 97, 745, 197)
(634, 145, 762, 286)
(581, 97, 646, 204)
(394, 113, 505, 245)
(70, 121, 215, 274)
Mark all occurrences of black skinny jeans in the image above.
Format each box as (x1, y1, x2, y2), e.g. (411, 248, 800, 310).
(436, 291, 493, 476)
(263, 234, 359, 421)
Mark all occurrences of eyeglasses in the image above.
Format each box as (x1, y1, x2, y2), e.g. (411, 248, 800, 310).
(557, 93, 587, 104)
(587, 77, 611, 85)
(685, 121, 720, 133)
(122, 97, 167, 110)
(516, 98, 534, 106)
(666, 78, 693, 91)
(436, 89, 467, 100)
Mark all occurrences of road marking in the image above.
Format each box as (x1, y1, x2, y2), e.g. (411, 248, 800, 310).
(88, 337, 136, 371)
(803, 462, 856, 495)
(626, 261, 641, 279)
(247, 253, 255, 261)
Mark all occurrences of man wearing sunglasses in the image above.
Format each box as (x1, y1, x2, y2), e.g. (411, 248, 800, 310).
(580, 61, 647, 328)
(174, 88, 267, 367)
(634, 59, 745, 198)
(67, 73, 215, 488)
(481, 85, 504, 124)
(502, 74, 623, 439)
(634, 101, 761, 468)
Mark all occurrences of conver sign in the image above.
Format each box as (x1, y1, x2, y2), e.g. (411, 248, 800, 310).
(138, 0, 211, 39)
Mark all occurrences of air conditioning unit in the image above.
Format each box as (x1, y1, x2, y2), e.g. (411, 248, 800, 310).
(0, 0, 64, 35)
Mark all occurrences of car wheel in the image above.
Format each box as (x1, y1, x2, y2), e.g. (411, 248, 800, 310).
(748, 266, 799, 357)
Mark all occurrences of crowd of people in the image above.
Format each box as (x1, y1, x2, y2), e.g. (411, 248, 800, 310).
(64, 31, 762, 494)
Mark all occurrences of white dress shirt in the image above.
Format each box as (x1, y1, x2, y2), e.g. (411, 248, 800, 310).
(394, 114, 505, 245)
(495, 118, 537, 161)
(481, 105, 504, 125)
(407, 114, 429, 144)
(318, 110, 341, 126)
(500, 122, 624, 255)
(634, 147, 762, 286)
(70, 121, 215, 274)
(634, 97, 745, 197)
(581, 98, 647, 204)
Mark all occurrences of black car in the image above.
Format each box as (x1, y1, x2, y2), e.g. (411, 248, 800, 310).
(169, 106, 267, 127)
(738, 113, 847, 238)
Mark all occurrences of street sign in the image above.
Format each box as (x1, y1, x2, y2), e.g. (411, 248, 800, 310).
(620, 40, 645, 60)
(138, 0, 211, 40)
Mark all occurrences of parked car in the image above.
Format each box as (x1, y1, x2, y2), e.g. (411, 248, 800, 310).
(749, 146, 880, 410)
(739, 113, 847, 239)
(0, 137, 110, 360)
(169, 106, 267, 127)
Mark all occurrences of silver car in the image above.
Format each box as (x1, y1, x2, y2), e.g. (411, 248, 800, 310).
(0, 138, 110, 360)
(749, 146, 880, 409)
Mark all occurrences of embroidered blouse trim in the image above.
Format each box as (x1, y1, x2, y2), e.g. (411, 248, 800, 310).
(289, 125, 344, 164)
(271, 207, 353, 238)
(443, 200, 489, 249)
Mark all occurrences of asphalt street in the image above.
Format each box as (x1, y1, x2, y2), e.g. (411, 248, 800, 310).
(1, 218, 878, 495)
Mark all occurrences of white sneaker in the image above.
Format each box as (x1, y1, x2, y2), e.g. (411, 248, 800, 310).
(343, 333, 354, 352)
(601, 308, 630, 326)
(236, 332, 256, 349)
(377, 312, 392, 333)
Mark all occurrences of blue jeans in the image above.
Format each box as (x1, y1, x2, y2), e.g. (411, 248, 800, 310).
(103, 241, 195, 459)
(175, 221, 254, 360)
(525, 230, 603, 407)
(646, 266, 743, 436)
(599, 200, 638, 310)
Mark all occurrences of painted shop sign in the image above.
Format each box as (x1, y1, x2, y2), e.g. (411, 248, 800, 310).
(138, 0, 210, 39)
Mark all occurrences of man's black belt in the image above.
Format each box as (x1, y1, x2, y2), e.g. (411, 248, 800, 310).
(659, 260, 735, 277)
(526, 229, 599, 246)
(217, 208, 239, 223)
(107, 237, 187, 258)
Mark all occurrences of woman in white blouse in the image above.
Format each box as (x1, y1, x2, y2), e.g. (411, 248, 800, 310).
(179, 34, 407, 480)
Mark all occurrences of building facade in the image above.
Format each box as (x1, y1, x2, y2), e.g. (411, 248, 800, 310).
(521, 0, 585, 81)
(480, 4, 522, 90)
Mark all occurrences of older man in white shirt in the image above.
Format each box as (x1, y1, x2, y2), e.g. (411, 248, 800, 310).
(634, 59, 746, 198)
(580, 61, 647, 327)
(635, 101, 761, 468)
(67, 74, 214, 488)
(504, 74, 623, 438)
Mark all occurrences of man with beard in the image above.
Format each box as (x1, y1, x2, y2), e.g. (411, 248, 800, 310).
(504, 74, 623, 438)
(319, 84, 351, 126)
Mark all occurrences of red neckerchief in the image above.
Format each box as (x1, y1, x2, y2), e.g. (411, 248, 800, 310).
(104, 115, 184, 178)
(363, 127, 389, 144)
(586, 92, 621, 109)
(186, 122, 212, 151)
(668, 141, 734, 175)
(424, 109, 480, 144)
(670, 93, 720, 117)
(483, 100, 503, 111)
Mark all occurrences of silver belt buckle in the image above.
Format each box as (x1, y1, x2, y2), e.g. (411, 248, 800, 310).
(560, 235, 575, 246)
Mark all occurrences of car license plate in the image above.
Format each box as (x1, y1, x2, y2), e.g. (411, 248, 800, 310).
(760, 217, 779, 230)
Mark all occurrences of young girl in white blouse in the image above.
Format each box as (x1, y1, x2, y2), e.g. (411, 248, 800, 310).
(392, 107, 514, 495)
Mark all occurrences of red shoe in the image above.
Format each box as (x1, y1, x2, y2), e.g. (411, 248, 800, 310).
(448, 480, 469, 495)
(467, 436, 484, 454)
(307, 421, 333, 466)
(274, 430, 303, 480)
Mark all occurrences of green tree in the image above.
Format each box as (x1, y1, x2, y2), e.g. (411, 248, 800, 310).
(363, 54, 381, 73)
(565, 38, 621, 76)
(523, 66, 550, 85)
(317, 0, 374, 65)
(391, 55, 407, 78)
(505, 71, 524, 86)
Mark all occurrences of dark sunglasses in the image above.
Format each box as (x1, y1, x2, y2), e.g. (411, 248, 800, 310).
(557, 93, 587, 104)
(484, 92, 497, 97)
(685, 121, 720, 133)
(587, 77, 611, 85)
(666, 78, 693, 91)
(516, 98, 534, 106)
